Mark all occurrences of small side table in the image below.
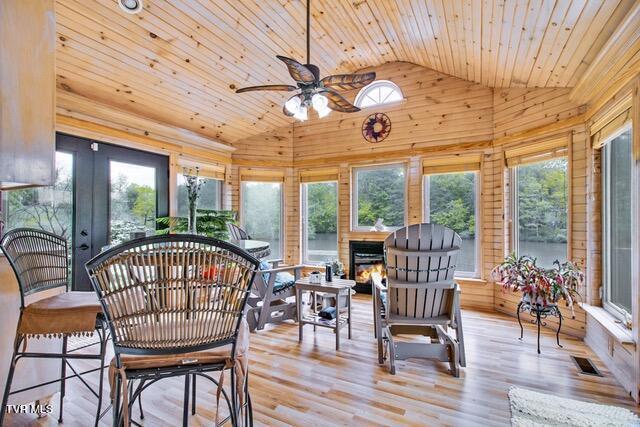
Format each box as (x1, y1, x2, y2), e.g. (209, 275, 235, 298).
(516, 300, 563, 354)
(295, 277, 355, 350)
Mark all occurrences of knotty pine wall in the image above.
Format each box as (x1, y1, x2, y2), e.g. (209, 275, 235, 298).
(228, 61, 594, 331)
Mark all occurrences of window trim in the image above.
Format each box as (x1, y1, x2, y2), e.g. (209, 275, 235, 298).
(351, 163, 408, 232)
(354, 80, 404, 109)
(601, 122, 633, 321)
(301, 180, 339, 265)
(510, 157, 569, 266)
(423, 172, 481, 278)
(239, 180, 284, 260)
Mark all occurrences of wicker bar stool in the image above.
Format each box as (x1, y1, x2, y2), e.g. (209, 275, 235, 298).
(85, 235, 259, 427)
(0, 228, 109, 426)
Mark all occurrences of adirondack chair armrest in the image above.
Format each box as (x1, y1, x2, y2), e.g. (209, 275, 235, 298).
(267, 259, 284, 268)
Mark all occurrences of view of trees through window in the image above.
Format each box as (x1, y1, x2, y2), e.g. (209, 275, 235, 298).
(109, 161, 157, 245)
(303, 182, 338, 263)
(242, 181, 282, 259)
(177, 175, 221, 217)
(603, 128, 632, 316)
(426, 172, 477, 274)
(515, 158, 568, 267)
(3, 152, 74, 239)
(355, 165, 405, 229)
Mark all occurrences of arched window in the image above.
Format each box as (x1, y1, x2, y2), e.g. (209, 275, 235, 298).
(354, 80, 403, 108)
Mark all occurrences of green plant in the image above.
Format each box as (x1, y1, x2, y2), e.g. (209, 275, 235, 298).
(156, 209, 237, 240)
(492, 253, 583, 314)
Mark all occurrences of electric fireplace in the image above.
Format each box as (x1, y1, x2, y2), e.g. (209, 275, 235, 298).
(349, 240, 386, 293)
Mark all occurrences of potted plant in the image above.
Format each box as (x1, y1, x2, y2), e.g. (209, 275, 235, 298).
(492, 253, 584, 315)
(182, 167, 202, 234)
(156, 210, 237, 240)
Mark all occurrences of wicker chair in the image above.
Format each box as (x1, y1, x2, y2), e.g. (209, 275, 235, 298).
(85, 234, 260, 427)
(0, 228, 109, 426)
(374, 223, 466, 376)
(227, 223, 251, 241)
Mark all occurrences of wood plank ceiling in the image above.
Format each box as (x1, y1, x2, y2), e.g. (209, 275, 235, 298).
(55, 0, 635, 145)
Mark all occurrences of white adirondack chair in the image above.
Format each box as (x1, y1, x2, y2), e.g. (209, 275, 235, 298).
(374, 223, 466, 376)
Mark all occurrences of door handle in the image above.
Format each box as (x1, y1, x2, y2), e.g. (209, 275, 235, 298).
(78, 243, 90, 250)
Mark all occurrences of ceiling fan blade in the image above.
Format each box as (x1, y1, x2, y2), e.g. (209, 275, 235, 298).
(323, 89, 360, 113)
(236, 84, 298, 93)
(321, 72, 376, 90)
(276, 55, 316, 83)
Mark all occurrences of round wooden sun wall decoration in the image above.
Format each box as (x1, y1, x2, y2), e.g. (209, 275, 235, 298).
(362, 113, 391, 143)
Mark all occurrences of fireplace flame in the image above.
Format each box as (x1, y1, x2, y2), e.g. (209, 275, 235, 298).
(357, 263, 386, 283)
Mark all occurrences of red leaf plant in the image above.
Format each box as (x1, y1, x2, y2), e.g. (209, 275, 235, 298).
(492, 253, 584, 316)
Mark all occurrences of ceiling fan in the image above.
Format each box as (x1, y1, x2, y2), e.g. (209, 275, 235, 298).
(235, 0, 375, 121)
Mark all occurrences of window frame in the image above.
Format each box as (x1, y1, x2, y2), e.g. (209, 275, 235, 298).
(423, 171, 481, 278)
(354, 80, 404, 109)
(301, 180, 339, 265)
(510, 156, 570, 266)
(601, 122, 634, 321)
(239, 179, 285, 259)
(351, 163, 408, 232)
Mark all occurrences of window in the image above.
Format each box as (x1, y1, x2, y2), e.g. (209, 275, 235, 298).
(352, 164, 406, 231)
(602, 125, 633, 318)
(424, 172, 479, 276)
(354, 80, 403, 108)
(241, 181, 283, 259)
(302, 181, 338, 264)
(177, 174, 222, 217)
(2, 151, 74, 239)
(512, 158, 568, 267)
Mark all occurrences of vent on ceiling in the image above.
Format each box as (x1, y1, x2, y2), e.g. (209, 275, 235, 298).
(571, 356, 602, 376)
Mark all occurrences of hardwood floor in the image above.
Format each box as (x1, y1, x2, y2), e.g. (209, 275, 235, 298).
(5, 295, 638, 426)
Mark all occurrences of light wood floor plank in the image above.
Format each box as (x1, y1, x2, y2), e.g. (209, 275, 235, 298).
(4, 295, 638, 426)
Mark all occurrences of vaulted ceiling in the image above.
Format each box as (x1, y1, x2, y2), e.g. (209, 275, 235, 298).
(55, 0, 636, 146)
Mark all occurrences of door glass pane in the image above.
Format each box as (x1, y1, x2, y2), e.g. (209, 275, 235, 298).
(303, 182, 338, 263)
(241, 182, 282, 259)
(177, 175, 222, 217)
(516, 158, 568, 267)
(2, 152, 74, 280)
(427, 172, 477, 274)
(604, 130, 632, 314)
(110, 161, 156, 245)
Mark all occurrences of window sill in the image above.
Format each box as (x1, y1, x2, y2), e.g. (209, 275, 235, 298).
(581, 303, 634, 348)
(456, 277, 487, 285)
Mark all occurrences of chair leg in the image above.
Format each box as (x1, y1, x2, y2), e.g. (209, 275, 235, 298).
(183, 374, 190, 427)
(59, 335, 68, 423)
(113, 374, 121, 427)
(455, 303, 466, 367)
(95, 329, 108, 427)
(230, 368, 238, 426)
(385, 328, 396, 375)
(191, 373, 197, 415)
(0, 334, 22, 426)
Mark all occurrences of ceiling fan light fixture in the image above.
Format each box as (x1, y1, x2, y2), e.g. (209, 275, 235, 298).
(312, 93, 331, 118)
(285, 96, 301, 115)
(293, 105, 308, 121)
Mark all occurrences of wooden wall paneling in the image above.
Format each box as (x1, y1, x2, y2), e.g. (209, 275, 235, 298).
(57, 92, 233, 153)
(493, 88, 586, 139)
(570, 1, 640, 106)
(1, 0, 56, 189)
(231, 127, 294, 167)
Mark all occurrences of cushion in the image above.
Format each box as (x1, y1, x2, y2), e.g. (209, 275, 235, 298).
(259, 261, 295, 293)
(19, 291, 103, 336)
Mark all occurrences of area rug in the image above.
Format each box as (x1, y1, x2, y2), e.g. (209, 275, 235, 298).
(509, 386, 640, 426)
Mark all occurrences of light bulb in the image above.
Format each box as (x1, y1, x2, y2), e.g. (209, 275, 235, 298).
(285, 96, 301, 115)
(293, 105, 308, 121)
(312, 93, 328, 111)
